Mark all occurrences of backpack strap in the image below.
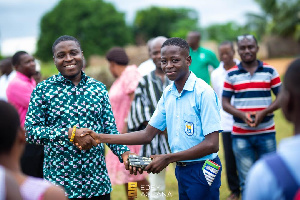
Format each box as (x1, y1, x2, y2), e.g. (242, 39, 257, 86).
(264, 153, 300, 200)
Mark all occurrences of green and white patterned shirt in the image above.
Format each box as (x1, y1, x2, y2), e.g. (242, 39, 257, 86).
(25, 72, 129, 198)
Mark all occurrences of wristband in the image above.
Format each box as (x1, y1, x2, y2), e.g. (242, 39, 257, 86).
(70, 125, 76, 142)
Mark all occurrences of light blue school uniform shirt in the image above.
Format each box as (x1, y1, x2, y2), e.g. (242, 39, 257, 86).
(149, 72, 222, 162)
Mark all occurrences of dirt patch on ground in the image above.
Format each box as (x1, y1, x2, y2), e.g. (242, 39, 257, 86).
(263, 57, 295, 76)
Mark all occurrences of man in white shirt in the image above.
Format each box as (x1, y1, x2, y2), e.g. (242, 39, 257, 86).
(0, 58, 16, 101)
(211, 41, 240, 200)
(138, 38, 156, 76)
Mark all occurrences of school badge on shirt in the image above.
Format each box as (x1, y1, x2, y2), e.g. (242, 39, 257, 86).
(184, 121, 194, 136)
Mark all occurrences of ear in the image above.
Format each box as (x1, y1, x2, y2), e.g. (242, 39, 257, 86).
(281, 90, 293, 122)
(17, 127, 26, 144)
(186, 56, 192, 67)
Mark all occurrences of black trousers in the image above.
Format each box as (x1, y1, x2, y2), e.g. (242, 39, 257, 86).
(20, 143, 44, 178)
(222, 131, 240, 196)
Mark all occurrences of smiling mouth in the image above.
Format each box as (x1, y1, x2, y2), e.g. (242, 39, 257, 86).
(65, 65, 76, 69)
(166, 71, 176, 75)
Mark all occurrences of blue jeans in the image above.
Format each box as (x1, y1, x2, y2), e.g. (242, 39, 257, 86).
(175, 157, 222, 200)
(232, 133, 276, 196)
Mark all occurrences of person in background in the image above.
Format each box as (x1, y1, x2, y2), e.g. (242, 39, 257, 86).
(33, 60, 42, 84)
(128, 36, 171, 200)
(186, 31, 219, 84)
(222, 34, 282, 197)
(0, 165, 22, 200)
(105, 47, 149, 199)
(138, 38, 156, 76)
(6, 51, 44, 179)
(0, 57, 16, 101)
(211, 41, 240, 200)
(0, 100, 66, 200)
(245, 58, 300, 200)
(25, 35, 130, 199)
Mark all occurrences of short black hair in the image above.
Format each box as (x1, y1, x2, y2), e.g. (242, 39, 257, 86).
(0, 101, 20, 154)
(12, 51, 28, 66)
(161, 37, 190, 55)
(106, 47, 129, 65)
(219, 41, 234, 50)
(284, 58, 300, 95)
(52, 35, 82, 55)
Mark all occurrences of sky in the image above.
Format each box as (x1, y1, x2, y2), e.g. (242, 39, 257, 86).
(0, 0, 261, 55)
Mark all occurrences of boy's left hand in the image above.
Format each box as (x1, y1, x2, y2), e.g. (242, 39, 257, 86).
(145, 154, 170, 174)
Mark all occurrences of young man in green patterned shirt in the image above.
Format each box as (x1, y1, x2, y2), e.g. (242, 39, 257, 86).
(25, 35, 130, 199)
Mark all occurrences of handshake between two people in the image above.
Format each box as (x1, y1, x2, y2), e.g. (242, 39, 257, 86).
(67, 127, 170, 174)
(68, 127, 100, 150)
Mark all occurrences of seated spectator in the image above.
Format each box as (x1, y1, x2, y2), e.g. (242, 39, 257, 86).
(0, 100, 66, 200)
(0, 165, 22, 200)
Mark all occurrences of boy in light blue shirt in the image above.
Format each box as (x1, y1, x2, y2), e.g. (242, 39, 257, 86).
(82, 37, 223, 200)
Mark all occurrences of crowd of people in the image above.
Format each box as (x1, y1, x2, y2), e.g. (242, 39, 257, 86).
(0, 30, 299, 200)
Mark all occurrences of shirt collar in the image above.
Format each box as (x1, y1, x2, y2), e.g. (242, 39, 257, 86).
(171, 71, 196, 93)
(56, 71, 87, 84)
(237, 60, 263, 72)
(16, 71, 35, 83)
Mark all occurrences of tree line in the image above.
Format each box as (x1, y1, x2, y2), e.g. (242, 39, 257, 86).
(34, 0, 300, 62)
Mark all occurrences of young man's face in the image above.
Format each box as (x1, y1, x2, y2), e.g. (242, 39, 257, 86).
(237, 38, 259, 63)
(53, 40, 83, 80)
(16, 54, 36, 78)
(160, 45, 191, 82)
(219, 44, 235, 66)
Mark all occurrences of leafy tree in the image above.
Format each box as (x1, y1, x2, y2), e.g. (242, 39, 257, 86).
(36, 0, 132, 62)
(246, 0, 300, 40)
(204, 22, 251, 43)
(133, 7, 199, 42)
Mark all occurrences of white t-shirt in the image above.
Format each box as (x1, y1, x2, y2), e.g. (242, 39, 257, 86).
(138, 59, 155, 76)
(211, 59, 240, 132)
(0, 71, 16, 101)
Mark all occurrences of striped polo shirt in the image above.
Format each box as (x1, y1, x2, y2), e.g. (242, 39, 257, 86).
(222, 60, 281, 136)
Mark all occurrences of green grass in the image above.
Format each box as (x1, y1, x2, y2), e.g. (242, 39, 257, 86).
(109, 109, 293, 200)
(40, 62, 58, 80)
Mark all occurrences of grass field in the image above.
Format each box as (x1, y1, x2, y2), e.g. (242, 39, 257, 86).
(109, 109, 293, 200)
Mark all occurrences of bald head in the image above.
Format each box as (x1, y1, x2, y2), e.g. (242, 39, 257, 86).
(149, 36, 168, 69)
(149, 36, 168, 51)
(187, 31, 201, 50)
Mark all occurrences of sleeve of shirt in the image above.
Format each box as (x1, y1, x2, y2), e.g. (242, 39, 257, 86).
(270, 68, 281, 96)
(222, 74, 234, 98)
(244, 160, 282, 200)
(6, 80, 32, 108)
(128, 80, 151, 132)
(208, 50, 219, 69)
(148, 94, 166, 131)
(101, 89, 130, 163)
(25, 86, 69, 145)
(199, 88, 222, 136)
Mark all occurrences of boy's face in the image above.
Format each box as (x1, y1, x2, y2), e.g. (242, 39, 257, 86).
(219, 44, 234, 65)
(161, 45, 191, 82)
